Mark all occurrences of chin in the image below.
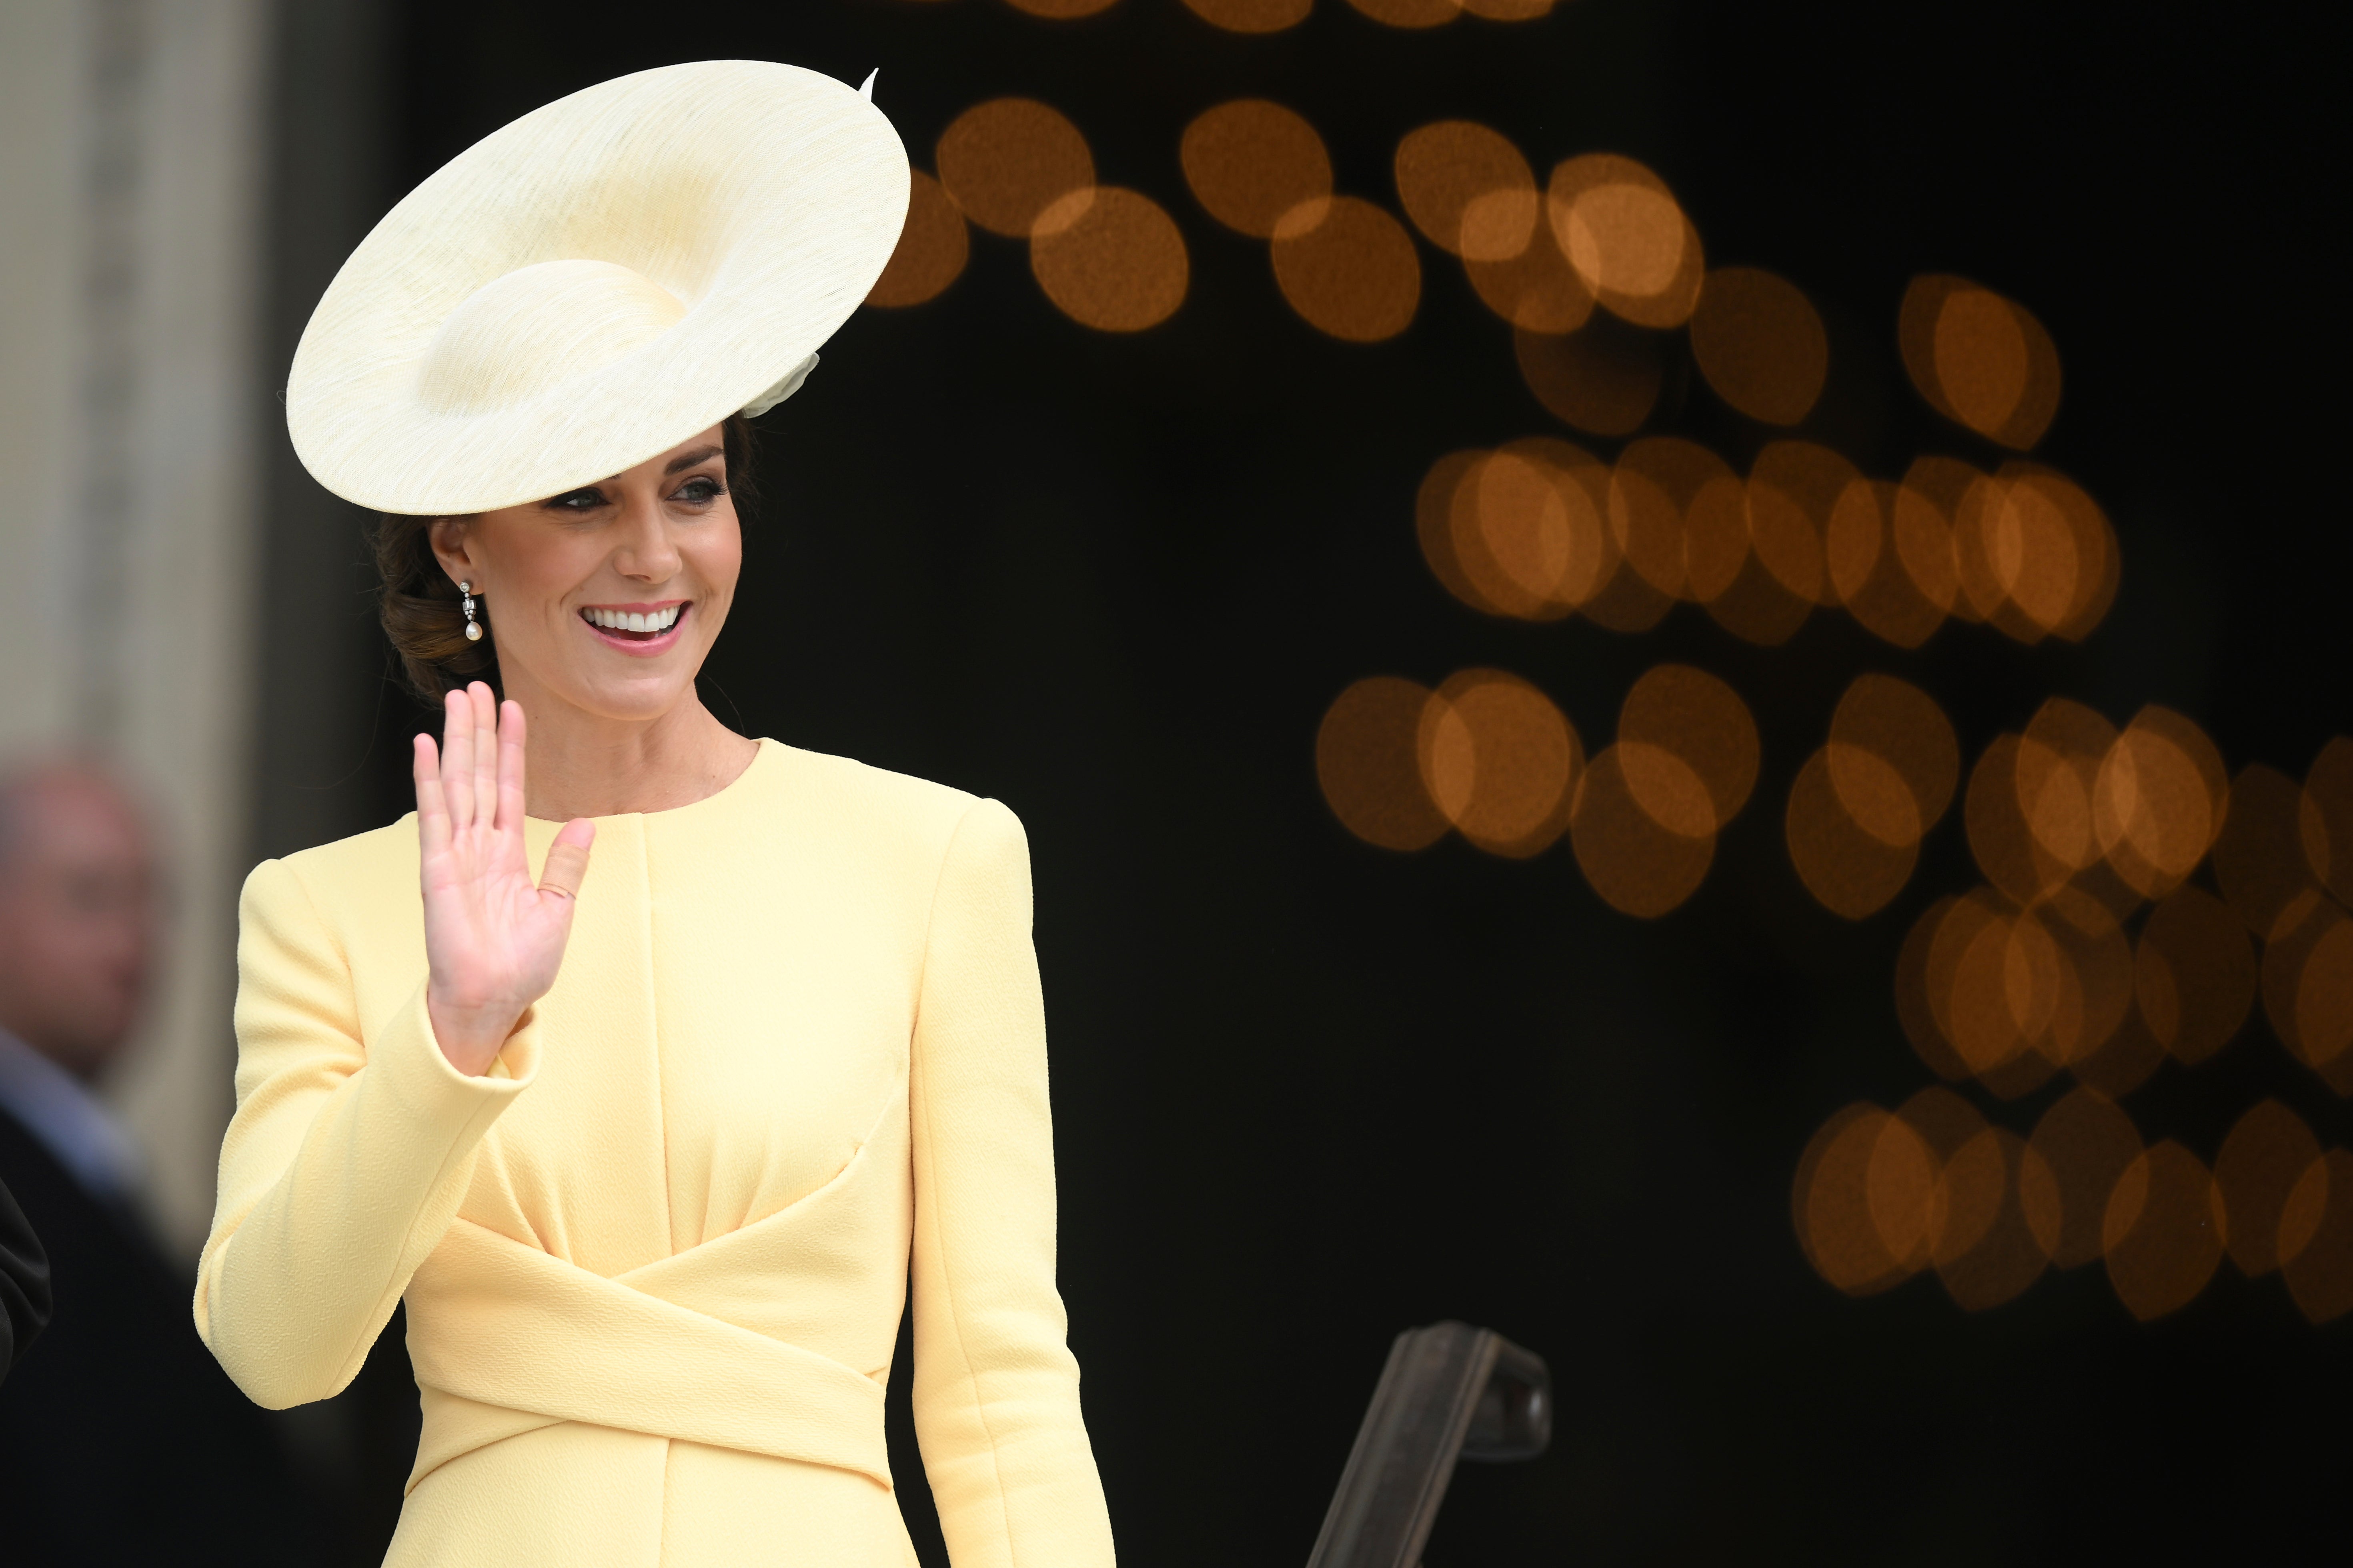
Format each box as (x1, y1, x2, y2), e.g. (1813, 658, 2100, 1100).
(568, 671, 703, 723)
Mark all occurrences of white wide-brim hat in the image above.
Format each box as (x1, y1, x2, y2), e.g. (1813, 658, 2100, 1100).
(287, 60, 908, 516)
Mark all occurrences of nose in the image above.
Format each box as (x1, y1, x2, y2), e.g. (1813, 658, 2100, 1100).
(611, 489, 681, 582)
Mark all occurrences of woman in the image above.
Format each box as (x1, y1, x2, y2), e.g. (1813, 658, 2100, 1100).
(196, 62, 1115, 1566)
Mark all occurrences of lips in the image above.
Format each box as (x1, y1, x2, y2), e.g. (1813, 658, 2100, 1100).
(580, 601, 690, 651)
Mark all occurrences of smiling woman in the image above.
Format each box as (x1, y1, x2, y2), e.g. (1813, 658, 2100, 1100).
(195, 60, 1115, 1568)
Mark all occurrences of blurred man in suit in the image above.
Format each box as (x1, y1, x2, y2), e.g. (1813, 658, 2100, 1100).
(0, 760, 312, 1564)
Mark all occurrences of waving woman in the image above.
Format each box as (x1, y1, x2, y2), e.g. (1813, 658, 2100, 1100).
(194, 62, 1115, 1567)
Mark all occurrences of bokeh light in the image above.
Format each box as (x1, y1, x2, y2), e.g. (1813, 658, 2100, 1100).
(935, 98, 1095, 238)
(1617, 664, 1758, 832)
(1898, 273, 2063, 448)
(1790, 675, 1958, 918)
(1827, 479, 1946, 648)
(2029, 1086, 2143, 1269)
(1344, 0, 1464, 25)
(1417, 440, 1615, 620)
(1272, 195, 1422, 342)
(1688, 266, 1826, 426)
(1793, 1103, 1935, 1295)
(2094, 706, 2229, 898)
(1570, 744, 1714, 918)
(2213, 1100, 2321, 1277)
(2304, 738, 2353, 906)
(2281, 1151, 2353, 1324)
(1394, 121, 1535, 260)
(1609, 437, 1732, 606)
(2261, 898, 2353, 1092)
(1514, 320, 1662, 436)
(865, 170, 969, 308)
(2214, 763, 2323, 941)
(1317, 676, 1450, 851)
(1182, 100, 1332, 238)
(1746, 441, 1857, 610)
(1933, 1126, 2057, 1310)
(1546, 154, 1703, 329)
(1788, 749, 1917, 920)
(1420, 670, 1581, 856)
(1030, 186, 1190, 331)
(2133, 886, 2257, 1064)
(1952, 464, 2118, 642)
(1182, 0, 1313, 31)
(1890, 455, 1979, 623)
(2102, 1140, 2224, 1321)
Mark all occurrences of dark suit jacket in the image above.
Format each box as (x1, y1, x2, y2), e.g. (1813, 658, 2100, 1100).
(0, 1105, 315, 1565)
(0, 1170, 48, 1376)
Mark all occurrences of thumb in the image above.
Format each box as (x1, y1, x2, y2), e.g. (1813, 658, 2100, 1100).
(539, 818, 596, 900)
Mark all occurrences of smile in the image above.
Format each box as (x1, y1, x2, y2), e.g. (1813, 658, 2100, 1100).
(580, 601, 689, 651)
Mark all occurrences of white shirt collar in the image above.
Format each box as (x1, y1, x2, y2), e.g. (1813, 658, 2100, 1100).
(0, 1028, 144, 1202)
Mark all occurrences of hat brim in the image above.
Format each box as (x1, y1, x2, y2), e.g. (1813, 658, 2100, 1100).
(288, 60, 909, 516)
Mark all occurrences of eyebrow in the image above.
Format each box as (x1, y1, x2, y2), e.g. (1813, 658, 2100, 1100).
(663, 444, 724, 477)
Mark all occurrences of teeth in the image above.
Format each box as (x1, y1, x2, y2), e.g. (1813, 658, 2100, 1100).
(586, 606, 681, 632)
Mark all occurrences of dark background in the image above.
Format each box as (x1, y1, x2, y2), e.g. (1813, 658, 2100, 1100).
(253, 2, 2347, 1562)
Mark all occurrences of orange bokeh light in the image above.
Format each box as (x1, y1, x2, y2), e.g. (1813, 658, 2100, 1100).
(1546, 154, 1704, 329)
(1420, 670, 1582, 856)
(2213, 1100, 2322, 1277)
(2102, 1140, 2225, 1321)
(1746, 441, 1857, 610)
(1951, 464, 2118, 643)
(2133, 886, 2257, 1065)
(1788, 749, 1918, 920)
(1344, 0, 1464, 25)
(2028, 1086, 2143, 1269)
(935, 98, 1095, 238)
(1618, 664, 1758, 833)
(1608, 437, 1734, 607)
(1688, 266, 1827, 426)
(1827, 480, 1947, 648)
(2094, 706, 2229, 898)
(2214, 763, 2324, 941)
(1570, 744, 1715, 918)
(866, 170, 969, 308)
(1316, 676, 1451, 851)
(1898, 274, 2063, 449)
(2304, 737, 2353, 906)
(1181, 100, 1332, 238)
(1933, 1126, 2058, 1310)
(1394, 121, 1536, 260)
(1030, 186, 1190, 332)
(1182, 0, 1313, 31)
(1794, 1104, 1936, 1295)
(2261, 898, 2353, 1091)
(2281, 1150, 2353, 1324)
(1417, 440, 1617, 621)
(1831, 674, 1960, 845)
(1513, 320, 1662, 438)
(1272, 195, 1422, 342)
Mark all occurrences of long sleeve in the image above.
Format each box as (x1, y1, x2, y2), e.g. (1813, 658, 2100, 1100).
(194, 857, 540, 1409)
(0, 1174, 48, 1378)
(908, 799, 1115, 1567)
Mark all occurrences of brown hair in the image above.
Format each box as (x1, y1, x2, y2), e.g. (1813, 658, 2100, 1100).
(373, 414, 758, 702)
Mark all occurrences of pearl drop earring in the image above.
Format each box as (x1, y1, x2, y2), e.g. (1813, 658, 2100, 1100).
(460, 581, 483, 642)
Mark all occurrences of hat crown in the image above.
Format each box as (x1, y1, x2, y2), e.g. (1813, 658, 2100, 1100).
(419, 259, 689, 418)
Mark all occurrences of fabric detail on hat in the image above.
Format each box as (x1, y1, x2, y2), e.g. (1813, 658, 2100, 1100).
(421, 260, 689, 416)
(740, 353, 819, 420)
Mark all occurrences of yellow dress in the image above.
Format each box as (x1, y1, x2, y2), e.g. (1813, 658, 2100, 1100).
(196, 740, 1116, 1566)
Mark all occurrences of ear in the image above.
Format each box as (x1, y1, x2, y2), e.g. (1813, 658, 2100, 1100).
(428, 516, 479, 589)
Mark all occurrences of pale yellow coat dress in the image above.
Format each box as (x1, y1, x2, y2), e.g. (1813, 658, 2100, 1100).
(196, 740, 1117, 1566)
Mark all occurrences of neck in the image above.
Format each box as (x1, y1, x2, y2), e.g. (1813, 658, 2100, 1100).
(501, 681, 759, 820)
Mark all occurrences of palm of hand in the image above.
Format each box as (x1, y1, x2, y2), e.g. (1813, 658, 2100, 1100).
(416, 684, 595, 1076)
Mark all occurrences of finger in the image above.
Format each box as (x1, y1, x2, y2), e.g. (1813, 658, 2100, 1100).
(413, 734, 452, 859)
(468, 682, 499, 827)
(442, 688, 475, 832)
(495, 699, 528, 836)
(538, 818, 596, 900)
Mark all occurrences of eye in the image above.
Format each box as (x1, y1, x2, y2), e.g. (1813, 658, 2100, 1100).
(545, 486, 607, 513)
(673, 475, 725, 505)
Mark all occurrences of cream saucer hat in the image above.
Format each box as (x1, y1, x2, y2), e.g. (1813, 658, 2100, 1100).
(287, 60, 908, 516)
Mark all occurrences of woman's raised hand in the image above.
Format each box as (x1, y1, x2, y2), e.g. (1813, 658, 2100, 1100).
(414, 683, 595, 1076)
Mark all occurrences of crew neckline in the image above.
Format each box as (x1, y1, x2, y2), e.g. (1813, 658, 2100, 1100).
(525, 735, 781, 826)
